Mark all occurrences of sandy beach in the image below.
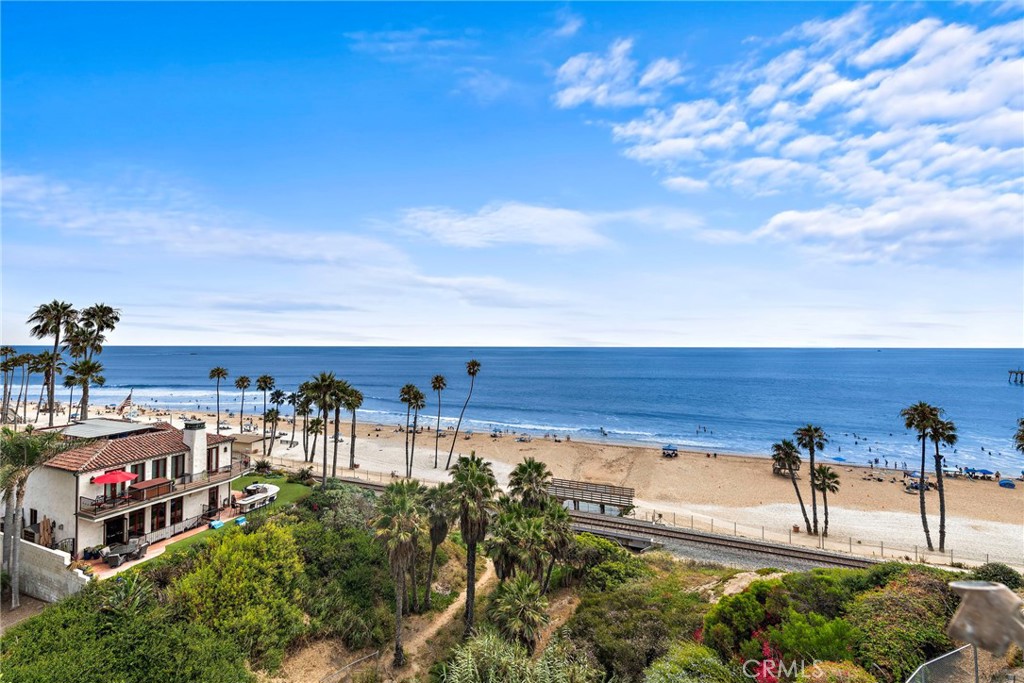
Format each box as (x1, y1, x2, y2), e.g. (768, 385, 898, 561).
(20, 403, 1024, 565)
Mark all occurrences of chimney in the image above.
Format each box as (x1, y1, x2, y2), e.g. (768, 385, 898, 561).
(182, 420, 208, 476)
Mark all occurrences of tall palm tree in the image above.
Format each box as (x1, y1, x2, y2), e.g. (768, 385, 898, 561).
(813, 465, 840, 538)
(794, 424, 828, 535)
(1, 347, 17, 425)
(373, 480, 426, 668)
(772, 439, 811, 534)
(540, 500, 572, 594)
(286, 392, 299, 447)
(234, 376, 251, 433)
(328, 379, 352, 478)
(408, 387, 426, 478)
(77, 304, 121, 362)
(297, 392, 313, 460)
(27, 354, 49, 423)
(343, 387, 363, 470)
(63, 375, 77, 426)
(267, 389, 286, 457)
(929, 416, 957, 552)
(1016, 418, 1024, 455)
(27, 300, 78, 427)
(1, 428, 81, 608)
(33, 352, 65, 423)
(67, 359, 105, 421)
(256, 375, 275, 455)
(446, 360, 481, 470)
(422, 482, 457, 610)
(399, 383, 416, 476)
(208, 367, 229, 434)
(10, 355, 28, 424)
(901, 401, 938, 551)
(450, 451, 498, 637)
(431, 374, 446, 468)
(487, 573, 549, 654)
(308, 372, 337, 482)
(308, 417, 324, 461)
(509, 457, 553, 511)
(485, 501, 522, 583)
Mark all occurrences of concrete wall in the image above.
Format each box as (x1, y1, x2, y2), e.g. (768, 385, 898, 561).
(1, 467, 78, 549)
(0, 531, 91, 603)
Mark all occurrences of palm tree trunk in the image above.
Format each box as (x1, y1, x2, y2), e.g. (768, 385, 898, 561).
(822, 490, 829, 537)
(2, 489, 14, 572)
(48, 336, 59, 427)
(310, 424, 319, 463)
(262, 393, 268, 456)
(348, 411, 357, 470)
(409, 543, 419, 613)
(434, 392, 442, 468)
(268, 413, 278, 457)
(393, 571, 405, 667)
(13, 367, 26, 424)
(790, 472, 812, 533)
(302, 411, 309, 460)
(321, 410, 328, 483)
(446, 377, 475, 470)
(67, 385, 75, 426)
(425, 542, 438, 610)
(22, 370, 31, 425)
(919, 437, 933, 551)
(34, 379, 46, 422)
(404, 405, 411, 477)
(408, 411, 419, 478)
(239, 388, 245, 434)
(464, 540, 477, 638)
(808, 446, 818, 535)
(542, 556, 556, 594)
(81, 382, 90, 421)
(331, 406, 341, 478)
(215, 380, 221, 435)
(11, 484, 28, 609)
(934, 447, 947, 552)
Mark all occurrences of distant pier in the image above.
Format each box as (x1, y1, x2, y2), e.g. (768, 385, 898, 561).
(1010, 369, 1024, 384)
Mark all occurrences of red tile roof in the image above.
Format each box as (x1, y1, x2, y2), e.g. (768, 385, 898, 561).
(208, 433, 233, 446)
(46, 423, 234, 473)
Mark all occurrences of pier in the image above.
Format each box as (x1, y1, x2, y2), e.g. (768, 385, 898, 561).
(1010, 369, 1024, 384)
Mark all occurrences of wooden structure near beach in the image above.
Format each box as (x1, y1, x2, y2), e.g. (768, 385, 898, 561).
(548, 478, 634, 514)
(1010, 369, 1024, 383)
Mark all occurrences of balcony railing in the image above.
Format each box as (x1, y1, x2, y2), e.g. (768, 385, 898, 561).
(78, 462, 247, 520)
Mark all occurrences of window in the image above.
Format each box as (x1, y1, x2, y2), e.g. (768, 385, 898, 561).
(171, 454, 186, 479)
(130, 462, 146, 482)
(151, 502, 167, 531)
(206, 447, 218, 472)
(128, 509, 146, 537)
(151, 458, 167, 479)
(29, 508, 38, 526)
(170, 497, 183, 525)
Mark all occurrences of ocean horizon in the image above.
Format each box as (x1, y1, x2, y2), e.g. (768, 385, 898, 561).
(9, 346, 1024, 471)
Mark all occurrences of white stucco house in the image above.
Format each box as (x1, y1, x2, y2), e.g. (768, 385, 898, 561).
(2, 418, 244, 556)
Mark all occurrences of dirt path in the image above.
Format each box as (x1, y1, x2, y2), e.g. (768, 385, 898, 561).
(532, 590, 580, 655)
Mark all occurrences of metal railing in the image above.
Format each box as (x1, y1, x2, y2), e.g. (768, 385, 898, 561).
(141, 513, 206, 544)
(78, 462, 247, 519)
(904, 645, 975, 683)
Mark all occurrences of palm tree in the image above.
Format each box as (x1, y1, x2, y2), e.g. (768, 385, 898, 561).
(540, 500, 572, 594)
(901, 401, 938, 551)
(10, 355, 28, 424)
(268, 389, 286, 456)
(928, 416, 957, 552)
(234, 376, 251, 433)
(63, 375, 77, 426)
(813, 465, 840, 537)
(794, 424, 828, 535)
(450, 451, 498, 637)
(772, 439, 812, 534)
(487, 573, 549, 654)
(256, 375, 275, 455)
(77, 304, 121, 362)
(308, 417, 324, 460)
(400, 383, 416, 476)
(329, 379, 352, 478)
(408, 387, 426, 478)
(446, 360, 481, 470)
(297, 392, 313, 461)
(1016, 418, 1024, 455)
(208, 367, 229, 434)
(28, 354, 51, 423)
(1, 347, 17, 424)
(308, 372, 337, 482)
(486, 502, 523, 583)
(422, 482, 457, 610)
(27, 300, 78, 427)
(1, 428, 81, 608)
(343, 388, 363, 470)
(431, 374, 446, 468)
(509, 457, 553, 511)
(67, 359, 105, 421)
(286, 392, 299, 447)
(373, 480, 426, 667)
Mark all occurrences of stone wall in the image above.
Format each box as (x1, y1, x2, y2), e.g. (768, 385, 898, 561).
(0, 532, 91, 603)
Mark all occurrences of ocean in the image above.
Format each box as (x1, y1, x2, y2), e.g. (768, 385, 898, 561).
(10, 347, 1024, 472)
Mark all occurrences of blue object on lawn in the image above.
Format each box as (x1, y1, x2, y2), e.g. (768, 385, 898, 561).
(235, 516, 247, 526)
(209, 520, 224, 529)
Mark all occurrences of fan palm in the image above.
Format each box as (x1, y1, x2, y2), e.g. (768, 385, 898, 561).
(772, 439, 811, 534)
(78, 304, 121, 362)
(63, 375, 77, 426)
(373, 479, 426, 667)
(813, 465, 840, 537)
(67, 359, 105, 421)
(285, 392, 298, 447)
(234, 376, 251, 433)
(422, 482, 457, 610)
(27, 300, 78, 427)
(485, 503, 524, 583)
(308, 417, 324, 459)
(268, 389, 286, 456)
(329, 379, 352, 478)
(297, 390, 313, 460)
(255, 375, 275, 455)
(794, 424, 828, 535)
(1, 347, 16, 424)
(33, 353, 63, 423)
(487, 573, 549, 654)
(209, 367, 229, 434)
(431, 374, 446, 468)
(408, 387, 426, 478)
(540, 500, 573, 593)
(450, 452, 498, 637)
(308, 372, 337, 482)
(342, 387, 363, 470)
(928, 416, 957, 552)
(1016, 418, 1024, 455)
(399, 383, 416, 476)
(901, 401, 939, 551)
(445, 360, 481, 470)
(509, 457, 553, 511)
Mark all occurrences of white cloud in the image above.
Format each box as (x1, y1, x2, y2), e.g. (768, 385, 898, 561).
(554, 38, 683, 108)
(344, 28, 475, 61)
(662, 176, 709, 193)
(552, 9, 584, 38)
(454, 68, 513, 103)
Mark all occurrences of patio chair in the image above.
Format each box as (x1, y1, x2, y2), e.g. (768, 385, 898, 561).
(107, 553, 125, 568)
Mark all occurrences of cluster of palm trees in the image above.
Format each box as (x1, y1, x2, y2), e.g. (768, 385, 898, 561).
(374, 454, 564, 667)
(1, 301, 121, 427)
(1, 427, 80, 609)
(900, 401, 958, 552)
(771, 424, 840, 537)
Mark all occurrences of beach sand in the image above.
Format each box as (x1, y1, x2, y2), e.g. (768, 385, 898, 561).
(20, 403, 1024, 565)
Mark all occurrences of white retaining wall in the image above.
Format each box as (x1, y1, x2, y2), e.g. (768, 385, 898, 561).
(0, 532, 91, 603)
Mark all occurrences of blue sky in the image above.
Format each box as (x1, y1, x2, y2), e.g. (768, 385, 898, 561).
(2, 2, 1022, 347)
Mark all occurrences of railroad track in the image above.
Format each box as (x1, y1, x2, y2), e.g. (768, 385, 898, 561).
(569, 510, 876, 569)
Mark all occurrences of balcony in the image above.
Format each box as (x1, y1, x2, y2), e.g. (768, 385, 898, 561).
(78, 462, 248, 521)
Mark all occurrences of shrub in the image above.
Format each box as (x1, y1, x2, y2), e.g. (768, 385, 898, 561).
(253, 458, 272, 474)
(644, 642, 740, 683)
(768, 610, 860, 661)
(565, 532, 647, 590)
(436, 629, 602, 683)
(795, 661, 877, 683)
(305, 481, 378, 530)
(702, 580, 778, 658)
(969, 562, 1023, 589)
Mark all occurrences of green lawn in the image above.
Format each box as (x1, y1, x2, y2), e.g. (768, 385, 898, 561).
(164, 474, 312, 553)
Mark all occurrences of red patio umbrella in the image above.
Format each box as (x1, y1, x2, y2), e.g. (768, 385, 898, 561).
(92, 470, 138, 485)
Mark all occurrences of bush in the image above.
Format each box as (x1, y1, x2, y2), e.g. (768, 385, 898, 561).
(702, 580, 778, 657)
(436, 629, 602, 683)
(565, 533, 647, 590)
(253, 458, 272, 474)
(644, 642, 740, 683)
(796, 661, 877, 683)
(970, 562, 1023, 589)
(305, 481, 378, 530)
(768, 610, 860, 661)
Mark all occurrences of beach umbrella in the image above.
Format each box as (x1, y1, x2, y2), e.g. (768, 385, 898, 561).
(92, 470, 138, 485)
(977, 469, 994, 475)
